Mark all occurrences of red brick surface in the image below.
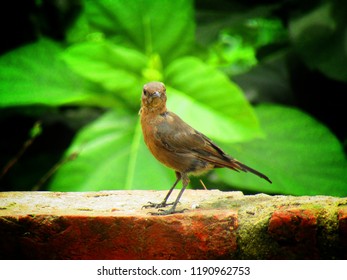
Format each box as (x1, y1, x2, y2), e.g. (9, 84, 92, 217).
(268, 209, 319, 259)
(338, 207, 347, 249)
(0, 191, 346, 259)
(0, 211, 237, 259)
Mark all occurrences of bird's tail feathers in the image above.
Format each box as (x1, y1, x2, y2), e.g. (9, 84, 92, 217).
(233, 160, 272, 184)
(195, 153, 272, 183)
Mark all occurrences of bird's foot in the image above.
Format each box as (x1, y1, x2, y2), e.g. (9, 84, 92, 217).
(149, 207, 188, 216)
(141, 201, 174, 209)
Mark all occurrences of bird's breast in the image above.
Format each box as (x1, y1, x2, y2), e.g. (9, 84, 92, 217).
(140, 113, 214, 174)
(141, 114, 187, 172)
(141, 116, 171, 161)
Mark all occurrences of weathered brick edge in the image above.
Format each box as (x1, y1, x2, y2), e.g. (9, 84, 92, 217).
(0, 190, 346, 259)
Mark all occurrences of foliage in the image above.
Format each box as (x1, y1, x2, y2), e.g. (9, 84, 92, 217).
(0, 0, 346, 196)
(289, 1, 347, 82)
(217, 104, 347, 196)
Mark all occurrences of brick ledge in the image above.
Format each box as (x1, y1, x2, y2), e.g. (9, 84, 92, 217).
(0, 190, 346, 259)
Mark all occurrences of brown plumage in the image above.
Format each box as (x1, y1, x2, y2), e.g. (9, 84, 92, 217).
(140, 81, 271, 215)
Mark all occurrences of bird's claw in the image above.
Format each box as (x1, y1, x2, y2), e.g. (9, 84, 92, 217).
(149, 208, 188, 216)
(141, 201, 174, 209)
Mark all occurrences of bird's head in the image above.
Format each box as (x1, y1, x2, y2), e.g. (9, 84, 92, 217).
(141, 81, 167, 112)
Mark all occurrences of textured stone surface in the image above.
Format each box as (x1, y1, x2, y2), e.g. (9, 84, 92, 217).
(338, 207, 347, 251)
(0, 190, 346, 259)
(268, 209, 319, 259)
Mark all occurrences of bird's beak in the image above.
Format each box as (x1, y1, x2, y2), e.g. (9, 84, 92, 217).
(152, 91, 161, 98)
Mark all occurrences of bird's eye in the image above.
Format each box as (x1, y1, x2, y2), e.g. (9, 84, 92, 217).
(143, 89, 148, 96)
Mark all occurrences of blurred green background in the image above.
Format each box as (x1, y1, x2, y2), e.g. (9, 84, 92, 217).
(0, 0, 346, 196)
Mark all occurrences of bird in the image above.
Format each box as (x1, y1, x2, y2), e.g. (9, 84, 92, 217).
(139, 81, 271, 215)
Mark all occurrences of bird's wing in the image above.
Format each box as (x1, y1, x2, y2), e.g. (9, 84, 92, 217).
(155, 112, 237, 166)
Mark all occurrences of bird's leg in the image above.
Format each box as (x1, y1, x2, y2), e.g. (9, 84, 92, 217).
(151, 173, 190, 215)
(142, 172, 181, 209)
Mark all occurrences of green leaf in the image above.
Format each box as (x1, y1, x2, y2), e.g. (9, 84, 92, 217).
(165, 57, 263, 142)
(29, 121, 43, 139)
(206, 18, 287, 75)
(62, 41, 148, 104)
(49, 110, 174, 191)
(0, 39, 94, 107)
(289, 2, 347, 82)
(84, 0, 195, 64)
(216, 104, 347, 197)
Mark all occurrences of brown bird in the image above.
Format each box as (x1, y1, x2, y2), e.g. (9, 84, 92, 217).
(140, 81, 271, 215)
